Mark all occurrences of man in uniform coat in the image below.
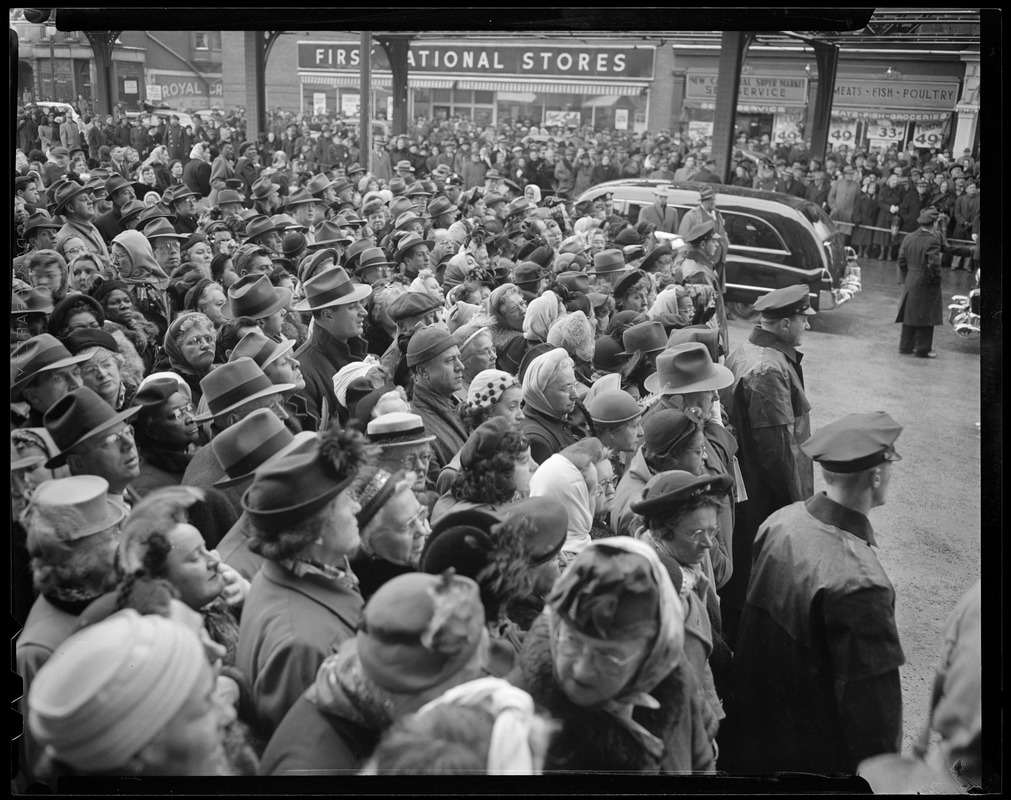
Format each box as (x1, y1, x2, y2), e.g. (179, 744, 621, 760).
(720, 284, 815, 646)
(721, 412, 905, 775)
(895, 207, 944, 358)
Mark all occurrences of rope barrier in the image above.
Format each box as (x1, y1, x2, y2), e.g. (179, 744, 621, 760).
(829, 221, 974, 244)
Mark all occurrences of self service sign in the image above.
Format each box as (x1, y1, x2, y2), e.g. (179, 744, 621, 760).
(299, 41, 655, 80)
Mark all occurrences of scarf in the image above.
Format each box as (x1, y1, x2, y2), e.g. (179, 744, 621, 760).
(528, 454, 593, 556)
(521, 348, 574, 418)
(306, 646, 395, 733)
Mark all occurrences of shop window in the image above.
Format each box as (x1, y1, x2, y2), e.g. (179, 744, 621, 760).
(724, 212, 789, 254)
(433, 88, 452, 103)
(474, 90, 494, 104)
(454, 89, 474, 104)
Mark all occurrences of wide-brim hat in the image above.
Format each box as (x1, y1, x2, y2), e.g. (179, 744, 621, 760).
(291, 266, 372, 312)
(589, 248, 627, 275)
(228, 330, 295, 372)
(427, 196, 458, 218)
(29, 475, 128, 538)
(213, 189, 244, 208)
(21, 210, 63, 235)
(242, 215, 286, 243)
(394, 160, 415, 173)
(394, 233, 435, 262)
(104, 174, 132, 196)
(354, 247, 395, 277)
(52, 180, 91, 213)
(192, 357, 294, 423)
(143, 218, 189, 242)
(394, 211, 427, 232)
(366, 411, 436, 447)
(222, 274, 292, 320)
(666, 324, 721, 363)
(306, 220, 353, 250)
(43, 387, 142, 468)
(618, 320, 667, 356)
(211, 407, 295, 488)
(644, 342, 734, 395)
(11, 288, 55, 317)
(118, 199, 147, 225)
(630, 469, 733, 518)
(251, 179, 281, 200)
(282, 188, 316, 209)
(163, 184, 201, 205)
(11, 334, 92, 402)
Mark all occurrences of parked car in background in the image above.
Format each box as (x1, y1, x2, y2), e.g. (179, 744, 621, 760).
(577, 179, 851, 311)
(125, 102, 196, 132)
(26, 101, 84, 132)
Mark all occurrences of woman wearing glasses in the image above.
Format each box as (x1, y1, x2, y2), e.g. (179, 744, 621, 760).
(509, 537, 715, 773)
(159, 311, 217, 405)
(129, 375, 201, 497)
(631, 470, 735, 762)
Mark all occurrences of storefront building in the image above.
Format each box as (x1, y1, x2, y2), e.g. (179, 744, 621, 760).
(255, 34, 660, 132)
(672, 46, 967, 154)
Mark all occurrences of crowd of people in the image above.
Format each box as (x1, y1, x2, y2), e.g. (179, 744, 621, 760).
(11, 98, 983, 787)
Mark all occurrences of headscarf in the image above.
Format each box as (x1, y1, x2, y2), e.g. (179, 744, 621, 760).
(544, 537, 685, 759)
(163, 311, 214, 377)
(489, 283, 520, 328)
(528, 453, 593, 555)
(332, 357, 381, 410)
(521, 348, 574, 418)
(522, 290, 563, 343)
(648, 284, 692, 321)
(66, 252, 110, 294)
(111, 230, 170, 289)
(465, 369, 519, 414)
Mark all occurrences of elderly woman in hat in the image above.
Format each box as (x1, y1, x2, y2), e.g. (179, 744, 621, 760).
(236, 426, 374, 733)
(348, 466, 431, 601)
(520, 348, 582, 465)
(631, 471, 735, 752)
(26, 610, 235, 781)
(485, 282, 529, 373)
(431, 417, 533, 526)
(129, 374, 200, 495)
(508, 537, 714, 772)
(158, 311, 217, 405)
(63, 327, 138, 411)
(259, 571, 489, 774)
(15, 476, 125, 786)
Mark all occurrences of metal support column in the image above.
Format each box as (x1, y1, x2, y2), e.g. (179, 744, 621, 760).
(359, 31, 372, 165)
(808, 41, 839, 165)
(83, 31, 120, 116)
(376, 35, 413, 137)
(711, 31, 754, 184)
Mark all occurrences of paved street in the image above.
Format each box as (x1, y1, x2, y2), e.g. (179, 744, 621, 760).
(728, 257, 982, 753)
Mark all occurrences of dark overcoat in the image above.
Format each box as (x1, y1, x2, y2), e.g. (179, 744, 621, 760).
(895, 227, 943, 327)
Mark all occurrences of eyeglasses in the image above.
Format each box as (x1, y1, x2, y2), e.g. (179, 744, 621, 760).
(401, 449, 432, 471)
(155, 241, 181, 253)
(161, 403, 195, 423)
(182, 334, 215, 348)
(93, 425, 135, 452)
(405, 507, 430, 539)
(655, 525, 720, 550)
(598, 473, 619, 494)
(553, 625, 642, 679)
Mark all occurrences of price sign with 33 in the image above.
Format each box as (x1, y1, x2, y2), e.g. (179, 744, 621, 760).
(873, 125, 904, 142)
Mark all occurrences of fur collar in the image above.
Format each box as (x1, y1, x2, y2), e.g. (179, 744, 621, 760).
(512, 614, 693, 772)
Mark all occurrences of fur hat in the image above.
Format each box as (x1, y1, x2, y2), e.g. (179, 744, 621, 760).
(545, 311, 595, 363)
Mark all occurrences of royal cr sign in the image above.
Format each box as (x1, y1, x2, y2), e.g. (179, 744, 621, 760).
(298, 41, 655, 80)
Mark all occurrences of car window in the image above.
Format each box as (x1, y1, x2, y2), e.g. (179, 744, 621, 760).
(624, 202, 640, 225)
(724, 212, 789, 253)
(798, 203, 838, 243)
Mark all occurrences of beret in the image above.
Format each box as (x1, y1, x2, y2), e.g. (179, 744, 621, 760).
(801, 411, 903, 473)
(63, 327, 119, 355)
(406, 323, 457, 368)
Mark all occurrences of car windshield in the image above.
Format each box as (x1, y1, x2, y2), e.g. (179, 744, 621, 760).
(798, 203, 838, 243)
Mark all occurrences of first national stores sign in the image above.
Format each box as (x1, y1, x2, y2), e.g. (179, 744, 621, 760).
(299, 42, 655, 80)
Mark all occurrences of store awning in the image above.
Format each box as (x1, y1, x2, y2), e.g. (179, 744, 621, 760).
(456, 79, 646, 96)
(299, 73, 453, 89)
(682, 98, 804, 114)
(832, 107, 954, 122)
(582, 95, 626, 108)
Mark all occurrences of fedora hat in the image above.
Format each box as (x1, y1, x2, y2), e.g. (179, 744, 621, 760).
(644, 342, 734, 395)
(618, 320, 667, 356)
(344, 238, 373, 269)
(250, 177, 280, 200)
(307, 220, 353, 250)
(589, 248, 627, 275)
(214, 189, 244, 208)
(484, 169, 502, 181)
(335, 210, 365, 227)
(104, 174, 132, 196)
(388, 177, 409, 197)
(142, 218, 188, 242)
(666, 324, 721, 363)
(221, 274, 292, 320)
(228, 329, 295, 371)
(331, 177, 354, 196)
(355, 247, 395, 277)
(394, 211, 427, 232)
(242, 215, 286, 243)
(21, 210, 63, 235)
(118, 199, 147, 225)
(11, 288, 55, 318)
(554, 271, 592, 295)
(52, 181, 91, 213)
(162, 184, 200, 205)
(394, 160, 415, 173)
(306, 173, 339, 197)
(192, 358, 293, 423)
(427, 195, 458, 219)
(211, 408, 295, 487)
(345, 162, 366, 177)
(282, 187, 316, 209)
(271, 213, 304, 232)
(29, 475, 128, 538)
(297, 248, 340, 285)
(43, 387, 141, 468)
(405, 181, 432, 197)
(366, 412, 436, 447)
(504, 197, 534, 219)
(137, 204, 176, 229)
(11, 334, 91, 402)
(394, 232, 435, 262)
(291, 266, 372, 312)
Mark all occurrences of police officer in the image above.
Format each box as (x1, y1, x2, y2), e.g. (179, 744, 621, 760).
(722, 412, 905, 775)
(895, 207, 945, 358)
(720, 284, 816, 644)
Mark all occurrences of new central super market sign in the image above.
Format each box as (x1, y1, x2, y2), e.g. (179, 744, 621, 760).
(298, 41, 655, 80)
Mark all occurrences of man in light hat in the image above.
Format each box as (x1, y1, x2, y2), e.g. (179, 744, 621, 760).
(895, 207, 945, 359)
(407, 324, 468, 474)
(723, 412, 905, 776)
(721, 283, 817, 644)
(638, 184, 679, 234)
(293, 267, 373, 430)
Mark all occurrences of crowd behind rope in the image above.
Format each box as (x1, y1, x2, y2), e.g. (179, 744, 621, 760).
(11, 99, 982, 787)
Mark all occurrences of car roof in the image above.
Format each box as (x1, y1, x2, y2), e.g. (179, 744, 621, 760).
(578, 178, 812, 211)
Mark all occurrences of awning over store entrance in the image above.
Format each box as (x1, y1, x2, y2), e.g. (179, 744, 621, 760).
(582, 95, 629, 108)
(300, 73, 454, 89)
(455, 79, 646, 96)
(682, 98, 804, 115)
(832, 107, 954, 122)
